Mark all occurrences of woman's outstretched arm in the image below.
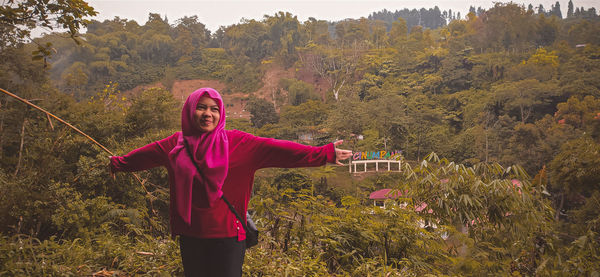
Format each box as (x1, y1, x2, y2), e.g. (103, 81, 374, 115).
(244, 133, 352, 169)
(109, 133, 178, 174)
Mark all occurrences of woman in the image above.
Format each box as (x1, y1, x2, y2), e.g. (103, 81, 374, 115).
(109, 88, 352, 276)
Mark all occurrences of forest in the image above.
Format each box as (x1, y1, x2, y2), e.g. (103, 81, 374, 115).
(1, 0, 600, 275)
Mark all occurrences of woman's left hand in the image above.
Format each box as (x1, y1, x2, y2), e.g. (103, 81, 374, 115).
(333, 140, 352, 166)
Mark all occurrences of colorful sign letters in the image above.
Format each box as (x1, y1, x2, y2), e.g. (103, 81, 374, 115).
(352, 150, 402, 161)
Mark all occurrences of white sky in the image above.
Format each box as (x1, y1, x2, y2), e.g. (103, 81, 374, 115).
(84, 0, 598, 32)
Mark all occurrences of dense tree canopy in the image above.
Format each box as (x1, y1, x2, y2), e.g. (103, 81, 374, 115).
(0, 0, 97, 49)
(1, 0, 600, 275)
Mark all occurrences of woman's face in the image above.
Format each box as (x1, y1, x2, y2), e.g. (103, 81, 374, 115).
(193, 95, 220, 133)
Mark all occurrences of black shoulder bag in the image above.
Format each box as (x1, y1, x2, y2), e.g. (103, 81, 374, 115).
(182, 138, 259, 248)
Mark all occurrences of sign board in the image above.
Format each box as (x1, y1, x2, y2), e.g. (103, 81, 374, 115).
(352, 150, 402, 161)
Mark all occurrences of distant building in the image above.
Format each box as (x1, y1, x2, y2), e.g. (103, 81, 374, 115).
(368, 188, 439, 234)
(369, 189, 402, 208)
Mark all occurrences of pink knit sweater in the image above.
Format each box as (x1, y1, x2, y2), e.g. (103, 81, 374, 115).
(111, 130, 335, 240)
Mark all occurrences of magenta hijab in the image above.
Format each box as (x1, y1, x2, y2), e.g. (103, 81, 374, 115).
(168, 88, 228, 225)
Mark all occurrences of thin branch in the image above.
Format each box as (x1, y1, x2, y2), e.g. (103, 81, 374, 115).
(45, 112, 54, 130)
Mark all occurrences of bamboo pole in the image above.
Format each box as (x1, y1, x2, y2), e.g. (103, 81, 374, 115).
(1, 88, 114, 155)
(0, 87, 153, 199)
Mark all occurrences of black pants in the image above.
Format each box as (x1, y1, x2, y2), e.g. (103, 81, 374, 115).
(179, 236, 246, 277)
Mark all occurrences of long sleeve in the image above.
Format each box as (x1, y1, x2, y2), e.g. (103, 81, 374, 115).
(247, 135, 336, 170)
(110, 133, 179, 172)
(169, 130, 336, 240)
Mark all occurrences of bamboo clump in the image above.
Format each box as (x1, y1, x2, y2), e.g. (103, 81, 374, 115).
(0, 87, 158, 213)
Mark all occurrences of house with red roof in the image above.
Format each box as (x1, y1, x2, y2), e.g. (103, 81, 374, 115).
(369, 188, 402, 208)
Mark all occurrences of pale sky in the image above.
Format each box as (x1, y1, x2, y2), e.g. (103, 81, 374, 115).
(84, 0, 598, 32)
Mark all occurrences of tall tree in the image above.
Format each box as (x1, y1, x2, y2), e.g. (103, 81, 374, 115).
(536, 14, 559, 46)
(0, 0, 96, 49)
(297, 44, 364, 101)
(264, 12, 303, 66)
(476, 3, 537, 51)
(551, 1, 563, 18)
(389, 17, 408, 47)
(302, 17, 330, 44)
(174, 16, 211, 49)
(279, 78, 318, 106)
(222, 19, 270, 62)
(279, 100, 328, 139)
(537, 4, 546, 15)
(247, 97, 279, 128)
(567, 0, 574, 17)
(549, 137, 600, 211)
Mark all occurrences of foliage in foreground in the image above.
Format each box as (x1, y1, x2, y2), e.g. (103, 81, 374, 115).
(0, 231, 181, 276)
(0, 154, 561, 276)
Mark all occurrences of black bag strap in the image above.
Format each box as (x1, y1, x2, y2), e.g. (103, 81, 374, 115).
(182, 137, 249, 233)
(220, 195, 246, 229)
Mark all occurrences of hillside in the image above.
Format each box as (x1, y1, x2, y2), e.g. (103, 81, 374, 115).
(123, 65, 303, 119)
(2, 1, 600, 275)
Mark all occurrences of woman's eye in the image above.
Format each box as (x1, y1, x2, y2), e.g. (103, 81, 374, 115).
(212, 107, 219, 112)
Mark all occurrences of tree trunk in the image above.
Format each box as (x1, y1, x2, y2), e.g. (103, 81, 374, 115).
(520, 104, 525, 124)
(555, 192, 564, 222)
(283, 221, 293, 252)
(417, 132, 422, 161)
(332, 79, 345, 101)
(298, 215, 305, 245)
(271, 217, 280, 249)
(405, 138, 409, 160)
(485, 128, 489, 163)
(14, 118, 27, 177)
(383, 137, 387, 151)
(0, 99, 5, 159)
(381, 233, 389, 275)
(271, 89, 277, 111)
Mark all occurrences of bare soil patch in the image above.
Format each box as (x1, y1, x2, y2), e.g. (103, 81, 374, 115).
(122, 65, 320, 119)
